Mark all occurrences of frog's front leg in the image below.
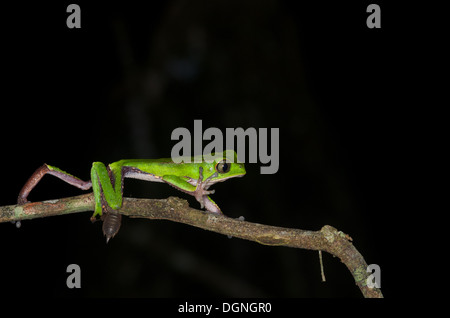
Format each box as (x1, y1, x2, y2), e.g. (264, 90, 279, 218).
(193, 167, 223, 214)
(162, 167, 222, 214)
(193, 167, 216, 208)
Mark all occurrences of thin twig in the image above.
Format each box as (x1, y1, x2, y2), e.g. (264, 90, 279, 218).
(319, 250, 326, 282)
(0, 193, 383, 298)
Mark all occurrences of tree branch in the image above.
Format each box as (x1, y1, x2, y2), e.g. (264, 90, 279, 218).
(0, 193, 383, 298)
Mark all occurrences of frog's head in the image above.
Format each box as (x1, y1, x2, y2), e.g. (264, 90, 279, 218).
(206, 150, 246, 183)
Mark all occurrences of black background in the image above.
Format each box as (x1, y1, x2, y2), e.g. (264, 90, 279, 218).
(0, 0, 420, 299)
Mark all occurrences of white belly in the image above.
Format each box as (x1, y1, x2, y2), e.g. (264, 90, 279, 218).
(124, 171, 164, 183)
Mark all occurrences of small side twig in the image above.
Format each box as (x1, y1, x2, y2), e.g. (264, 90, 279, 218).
(319, 250, 326, 282)
(0, 193, 383, 298)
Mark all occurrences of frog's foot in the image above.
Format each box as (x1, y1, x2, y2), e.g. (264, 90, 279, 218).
(202, 195, 223, 214)
(194, 167, 217, 208)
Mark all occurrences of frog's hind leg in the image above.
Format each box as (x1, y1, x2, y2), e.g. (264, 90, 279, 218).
(90, 162, 124, 219)
(17, 164, 92, 205)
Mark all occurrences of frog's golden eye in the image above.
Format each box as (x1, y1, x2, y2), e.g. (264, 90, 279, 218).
(215, 159, 231, 174)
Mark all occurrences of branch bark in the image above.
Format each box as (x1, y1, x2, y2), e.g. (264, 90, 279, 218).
(0, 193, 383, 298)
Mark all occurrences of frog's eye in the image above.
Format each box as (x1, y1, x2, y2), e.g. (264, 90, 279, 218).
(215, 159, 231, 174)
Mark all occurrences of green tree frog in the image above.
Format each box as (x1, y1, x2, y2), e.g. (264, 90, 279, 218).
(17, 150, 246, 241)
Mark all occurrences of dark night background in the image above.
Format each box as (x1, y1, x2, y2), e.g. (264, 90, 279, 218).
(0, 0, 420, 300)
